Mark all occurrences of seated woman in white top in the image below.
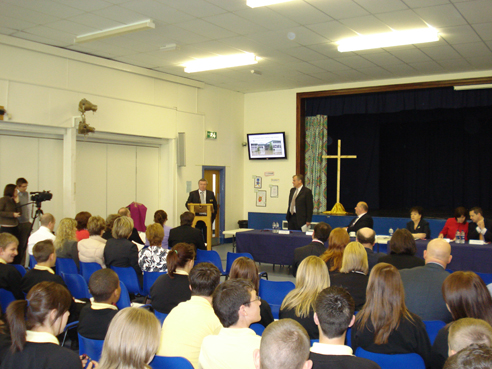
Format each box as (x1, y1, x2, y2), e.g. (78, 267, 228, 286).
(78, 215, 107, 268)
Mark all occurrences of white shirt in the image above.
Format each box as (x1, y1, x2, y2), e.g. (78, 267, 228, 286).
(311, 342, 353, 356)
(27, 226, 56, 255)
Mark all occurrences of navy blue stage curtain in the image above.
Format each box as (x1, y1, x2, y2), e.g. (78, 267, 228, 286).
(306, 87, 492, 212)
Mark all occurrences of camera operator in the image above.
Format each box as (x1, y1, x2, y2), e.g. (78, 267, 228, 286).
(0, 183, 21, 240)
(15, 178, 31, 265)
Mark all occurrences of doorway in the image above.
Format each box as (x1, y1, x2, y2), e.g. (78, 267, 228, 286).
(203, 166, 225, 245)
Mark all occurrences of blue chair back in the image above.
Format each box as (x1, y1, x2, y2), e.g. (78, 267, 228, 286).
(355, 347, 425, 369)
(116, 281, 131, 309)
(29, 255, 36, 269)
(0, 289, 16, 314)
(78, 333, 104, 362)
(56, 257, 78, 276)
(13, 264, 26, 277)
(143, 271, 165, 297)
(250, 323, 265, 336)
(62, 273, 92, 299)
(475, 272, 492, 285)
(424, 320, 446, 345)
(310, 339, 319, 346)
(149, 356, 194, 369)
(79, 262, 102, 284)
(226, 252, 254, 275)
(195, 249, 225, 274)
(155, 310, 168, 325)
(259, 279, 295, 319)
(110, 266, 142, 295)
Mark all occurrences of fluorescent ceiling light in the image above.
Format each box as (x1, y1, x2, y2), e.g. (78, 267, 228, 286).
(247, 0, 294, 8)
(454, 84, 492, 91)
(160, 43, 177, 52)
(184, 53, 258, 73)
(337, 28, 439, 52)
(74, 20, 155, 44)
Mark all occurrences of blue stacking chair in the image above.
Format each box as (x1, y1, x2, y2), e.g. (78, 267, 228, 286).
(310, 339, 319, 346)
(79, 262, 102, 284)
(29, 255, 36, 269)
(110, 266, 143, 295)
(143, 271, 165, 297)
(424, 320, 446, 345)
(62, 273, 92, 299)
(258, 279, 295, 319)
(155, 310, 168, 325)
(116, 281, 131, 309)
(13, 264, 26, 277)
(55, 257, 78, 276)
(195, 249, 226, 275)
(225, 252, 254, 275)
(149, 356, 194, 369)
(250, 323, 265, 336)
(78, 334, 104, 362)
(355, 347, 425, 369)
(0, 289, 16, 314)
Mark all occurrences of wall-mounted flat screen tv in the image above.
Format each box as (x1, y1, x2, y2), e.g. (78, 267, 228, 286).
(247, 132, 287, 160)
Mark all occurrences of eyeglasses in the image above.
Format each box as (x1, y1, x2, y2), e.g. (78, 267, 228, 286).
(244, 295, 261, 306)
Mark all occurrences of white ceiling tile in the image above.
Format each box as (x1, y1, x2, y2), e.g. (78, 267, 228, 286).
(269, 1, 333, 25)
(332, 55, 377, 69)
(21, 25, 76, 44)
(402, 0, 450, 7)
(310, 58, 352, 71)
(219, 36, 275, 54)
(308, 70, 341, 81)
(439, 24, 483, 44)
(258, 50, 304, 64)
(8, 0, 85, 18)
(45, 20, 99, 34)
(188, 40, 244, 54)
(0, 15, 37, 30)
(353, 0, 409, 14)
(233, 7, 299, 31)
(140, 23, 211, 45)
(111, 54, 163, 68)
(10, 31, 68, 46)
(177, 19, 238, 39)
(333, 69, 372, 81)
(408, 60, 446, 72)
(0, 3, 60, 25)
(307, 43, 344, 58)
(282, 46, 327, 62)
(205, 0, 250, 12)
(306, 21, 358, 42)
(455, 0, 492, 24)
(67, 13, 124, 30)
(52, 0, 113, 12)
(383, 63, 418, 75)
(418, 44, 462, 60)
(466, 55, 492, 68)
(307, 0, 370, 20)
(287, 61, 327, 74)
(339, 15, 393, 34)
(157, 0, 227, 18)
(0, 26, 16, 36)
(389, 48, 433, 63)
(375, 10, 429, 30)
(92, 5, 151, 24)
(439, 58, 473, 71)
(246, 29, 301, 48)
(360, 52, 407, 66)
(98, 35, 159, 53)
(358, 66, 394, 78)
(202, 13, 268, 35)
(453, 41, 492, 57)
(120, 0, 195, 24)
(282, 26, 330, 46)
(473, 23, 492, 41)
(413, 4, 468, 28)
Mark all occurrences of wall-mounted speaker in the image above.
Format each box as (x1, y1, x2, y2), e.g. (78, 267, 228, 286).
(177, 132, 186, 167)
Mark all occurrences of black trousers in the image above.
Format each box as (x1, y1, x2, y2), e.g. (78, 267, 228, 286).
(287, 214, 302, 231)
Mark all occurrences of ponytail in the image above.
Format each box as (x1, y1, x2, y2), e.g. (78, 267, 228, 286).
(166, 243, 195, 278)
(7, 300, 28, 352)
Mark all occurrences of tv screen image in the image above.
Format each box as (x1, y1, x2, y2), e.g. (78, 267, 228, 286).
(247, 132, 287, 160)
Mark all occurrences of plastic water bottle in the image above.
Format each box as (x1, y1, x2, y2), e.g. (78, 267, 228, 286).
(274, 222, 278, 233)
(272, 222, 276, 232)
(389, 228, 394, 237)
(461, 230, 465, 243)
(455, 230, 461, 243)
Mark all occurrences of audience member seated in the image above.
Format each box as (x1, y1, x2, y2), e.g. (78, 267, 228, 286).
(117, 207, 144, 245)
(97, 308, 160, 369)
(443, 344, 492, 369)
(448, 318, 492, 357)
(438, 207, 469, 241)
(138, 223, 168, 273)
(468, 207, 492, 242)
(75, 211, 91, 241)
(330, 242, 369, 311)
(406, 206, 431, 240)
(168, 212, 206, 251)
(199, 279, 262, 369)
(157, 262, 222, 368)
(280, 256, 329, 340)
(356, 228, 385, 272)
(152, 210, 171, 249)
(253, 319, 312, 369)
(310, 286, 380, 369)
(400, 238, 453, 323)
(54, 218, 79, 268)
(292, 222, 332, 277)
(431, 271, 492, 369)
(1, 282, 82, 368)
(78, 216, 107, 268)
(378, 229, 424, 270)
(101, 214, 120, 241)
(150, 243, 194, 314)
(0, 233, 24, 300)
(0, 184, 20, 239)
(229, 256, 274, 328)
(78, 269, 120, 340)
(346, 202, 373, 234)
(104, 216, 141, 278)
(27, 213, 56, 256)
(351, 263, 431, 366)
(320, 228, 350, 275)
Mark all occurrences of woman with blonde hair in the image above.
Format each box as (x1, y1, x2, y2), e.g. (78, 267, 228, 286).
(351, 263, 431, 366)
(98, 307, 161, 369)
(54, 217, 79, 268)
(279, 256, 329, 339)
(320, 227, 350, 274)
(330, 241, 369, 310)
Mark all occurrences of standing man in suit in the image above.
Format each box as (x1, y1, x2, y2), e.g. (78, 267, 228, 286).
(292, 222, 331, 277)
(468, 207, 492, 242)
(346, 202, 373, 234)
(286, 174, 314, 231)
(186, 178, 218, 240)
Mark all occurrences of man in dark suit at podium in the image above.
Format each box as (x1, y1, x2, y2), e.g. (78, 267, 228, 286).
(286, 174, 313, 231)
(186, 178, 217, 241)
(346, 202, 373, 233)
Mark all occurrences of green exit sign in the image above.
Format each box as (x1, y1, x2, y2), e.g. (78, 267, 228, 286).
(206, 131, 217, 139)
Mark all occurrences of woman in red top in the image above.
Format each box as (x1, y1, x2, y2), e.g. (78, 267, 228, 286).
(438, 207, 469, 241)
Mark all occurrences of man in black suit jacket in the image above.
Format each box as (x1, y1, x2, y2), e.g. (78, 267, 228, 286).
(292, 222, 331, 277)
(468, 207, 492, 242)
(168, 212, 206, 251)
(346, 202, 373, 234)
(186, 178, 218, 240)
(356, 227, 385, 271)
(399, 238, 453, 323)
(286, 174, 314, 231)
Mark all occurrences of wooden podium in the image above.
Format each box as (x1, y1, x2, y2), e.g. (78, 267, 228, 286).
(188, 203, 213, 250)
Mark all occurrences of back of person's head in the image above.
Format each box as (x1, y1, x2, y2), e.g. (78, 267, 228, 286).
(281, 256, 329, 319)
(356, 227, 376, 245)
(33, 239, 55, 263)
(112, 216, 133, 239)
(213, 278, 254, 328)
(189, 262, 221, 297)
(443, 271, 492, 325)
(0, 233, 18, 251)
(154, 210, 168, 225)
(425, 238, 452, 265)
(89, 269, 120, 303)
(87, 215, 106, 236)
(313, 222, 332, 242)
(229, 257, 260, 291)
(255, 319, 311, 369)
(7, 281, 71, 352)
(320, 227, 350, 272)
(389, 228, 416, 255)
(449, 318, 492, 355)
(146, 223, 164, 247)
(339, 242, 369, 274)
(99, 307, 161, 369)
(117, 207, 131, 217)
(75, 211, 92, 231)
(180, 211, 195, 226)
(444, 344, 492, 369)
(105, 214, 121, 234)
(314, 286, 355, 339)
(39, 213, 55, 227)
(54, 218, 77, 249)
(3, 184, 16, 197)
(454, 207, 467, 220)
(166, 243, 195, 278)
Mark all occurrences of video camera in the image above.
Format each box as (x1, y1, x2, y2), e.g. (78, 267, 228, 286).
(30, 191, 53, 206)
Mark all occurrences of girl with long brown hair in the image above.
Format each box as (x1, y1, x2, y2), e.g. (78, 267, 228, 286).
(320, 228, 350, 274)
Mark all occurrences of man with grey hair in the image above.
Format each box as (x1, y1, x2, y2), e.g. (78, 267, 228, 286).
(253, 319, 312, 369)
(448, 318, 492, 357)
(356, 227, 385, 271)
(186, 178, 217, 240)
(26, 213, 55, 257)
(117, 207, 144, 245)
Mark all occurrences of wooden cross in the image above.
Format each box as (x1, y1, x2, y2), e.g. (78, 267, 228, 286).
(322, 139, 357, 214)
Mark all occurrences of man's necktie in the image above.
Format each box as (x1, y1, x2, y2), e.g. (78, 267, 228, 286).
(290, 190, 298, 215)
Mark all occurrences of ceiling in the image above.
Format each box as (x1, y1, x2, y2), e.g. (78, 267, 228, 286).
(1, 0, 491, 93)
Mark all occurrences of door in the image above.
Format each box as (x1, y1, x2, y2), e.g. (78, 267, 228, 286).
(204, 169, 220, 245)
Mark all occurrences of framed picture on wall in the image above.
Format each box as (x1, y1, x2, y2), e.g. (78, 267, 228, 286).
(256, 190, 266, 207)
(270, 185, 278, 198)
(254, 176, 262, 188)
